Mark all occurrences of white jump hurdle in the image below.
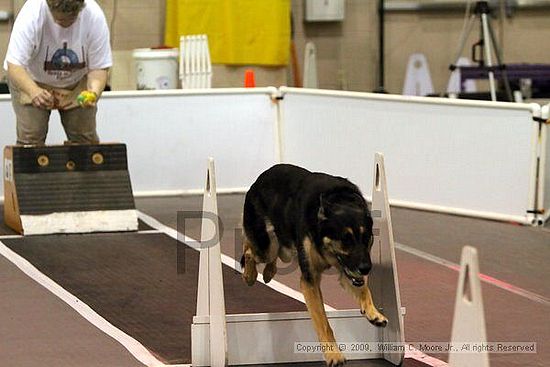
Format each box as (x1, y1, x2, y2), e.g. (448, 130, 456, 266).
(449, 246, 490, 367)
(191, 154, 405, 366)
(180, 35, 212, 89)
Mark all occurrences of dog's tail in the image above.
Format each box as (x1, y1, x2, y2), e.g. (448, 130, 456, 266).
(239, 254, 246, 269)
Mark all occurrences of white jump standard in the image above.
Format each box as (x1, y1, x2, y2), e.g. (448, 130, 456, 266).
(449, 246, 490, 367)
(191, 154, 405, 366)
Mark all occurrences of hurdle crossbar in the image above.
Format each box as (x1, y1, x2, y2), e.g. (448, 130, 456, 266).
(191, 154, 405, 366)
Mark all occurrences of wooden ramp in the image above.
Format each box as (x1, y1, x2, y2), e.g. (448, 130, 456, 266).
(3, 144, 138, 235)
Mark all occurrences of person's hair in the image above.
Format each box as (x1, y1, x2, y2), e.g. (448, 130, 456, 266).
(46, 0, 85, 13)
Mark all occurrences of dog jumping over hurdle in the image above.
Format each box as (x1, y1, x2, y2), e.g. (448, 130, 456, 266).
(240, 164, 387, 366)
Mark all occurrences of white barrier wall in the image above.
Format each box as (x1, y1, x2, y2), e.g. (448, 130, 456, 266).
(0, 88, 279, 196)
(1, 87, 547, 224)
(278, 87, 540, 224)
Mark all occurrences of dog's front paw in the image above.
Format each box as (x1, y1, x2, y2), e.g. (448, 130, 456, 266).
(325, 351, 346, 367)
(361, 307, 388, 327)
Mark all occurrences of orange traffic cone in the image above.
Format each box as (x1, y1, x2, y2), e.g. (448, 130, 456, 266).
(244, 69, 256, 88)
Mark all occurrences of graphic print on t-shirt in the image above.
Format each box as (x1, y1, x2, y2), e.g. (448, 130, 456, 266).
(43, 42, 86, 80)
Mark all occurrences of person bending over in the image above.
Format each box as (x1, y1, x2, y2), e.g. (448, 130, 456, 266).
(4, 0, 112, 145)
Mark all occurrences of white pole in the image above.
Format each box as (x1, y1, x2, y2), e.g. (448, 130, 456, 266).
(481, 14, 497, 101)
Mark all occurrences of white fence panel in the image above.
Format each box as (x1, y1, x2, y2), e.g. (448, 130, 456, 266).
(2, 87, 545, 224)
(278, 87, 539, 224)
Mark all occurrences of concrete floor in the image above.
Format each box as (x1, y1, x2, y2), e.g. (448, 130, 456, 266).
(0, 194, 548, 367)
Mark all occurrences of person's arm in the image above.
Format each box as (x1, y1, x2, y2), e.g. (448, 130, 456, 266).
(87, 68, 109, 97)
(82, 68, 109, 107)
(7, 62, 55, 109)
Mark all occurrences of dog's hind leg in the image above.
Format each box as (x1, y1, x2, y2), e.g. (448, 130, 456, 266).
(241, 234, 259, 286)
(278, 243, 297, 263)
(339, 274, 388, 327)
(262, 261, 277, 283)
(242, 198, 273, 286)
(261, 220, 284, 283)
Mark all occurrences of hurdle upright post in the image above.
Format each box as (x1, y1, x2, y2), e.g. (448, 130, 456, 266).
(195, 157, 228, 366)
(449, 246, 490, 367)
(369, 152, 405, 366)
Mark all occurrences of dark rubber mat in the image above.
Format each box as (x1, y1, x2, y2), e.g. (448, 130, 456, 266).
(1, 232, 307, 364)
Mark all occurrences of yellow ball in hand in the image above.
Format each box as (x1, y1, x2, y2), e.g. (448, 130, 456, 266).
(77, 91, 97, 106)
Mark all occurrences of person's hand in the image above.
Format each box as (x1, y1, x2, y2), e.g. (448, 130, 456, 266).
(31, 88, 55, 109)
(77, 90, 98, 108)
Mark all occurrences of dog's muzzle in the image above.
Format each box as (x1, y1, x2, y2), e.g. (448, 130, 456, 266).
(346, 269, 364, 287)
(338, 256, 365, 287)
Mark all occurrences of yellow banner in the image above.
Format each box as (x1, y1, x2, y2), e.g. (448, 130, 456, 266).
(165, 0, 290, 66)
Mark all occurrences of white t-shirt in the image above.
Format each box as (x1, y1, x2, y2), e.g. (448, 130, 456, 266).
(4, 0, 112, 88)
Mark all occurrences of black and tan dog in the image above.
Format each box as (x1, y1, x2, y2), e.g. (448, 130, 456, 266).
(240, 164, 387, 366)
